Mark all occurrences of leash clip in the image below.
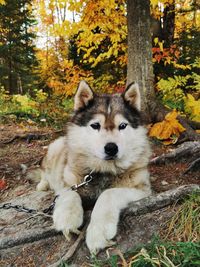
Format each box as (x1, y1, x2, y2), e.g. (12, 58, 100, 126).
(70, 169, 95, 191)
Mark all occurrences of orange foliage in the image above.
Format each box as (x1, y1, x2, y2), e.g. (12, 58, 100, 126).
(149, 111, 186, 144)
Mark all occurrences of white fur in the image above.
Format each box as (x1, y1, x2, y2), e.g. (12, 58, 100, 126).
(53, 189, 83, 240)
(74, 81, 93, 111)
(124, 82, 141, 111)
(86, 186, 151, 254)
(66, 114, 150, 173)
(37, 137, 76, 193)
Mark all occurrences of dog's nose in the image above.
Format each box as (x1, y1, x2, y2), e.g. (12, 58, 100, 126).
(104, 142, 118, 157)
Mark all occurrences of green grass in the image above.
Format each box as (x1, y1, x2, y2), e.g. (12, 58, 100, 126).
(161, 190, 200, 242)
(60, 239, 200, 267)
(87, 238, 200, 267)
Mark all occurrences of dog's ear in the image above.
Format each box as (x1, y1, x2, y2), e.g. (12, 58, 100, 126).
(123, 82, 141, 111)
(74, 81, 94, 111)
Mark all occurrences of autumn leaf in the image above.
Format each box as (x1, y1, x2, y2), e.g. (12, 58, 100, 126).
(149, 110, 186, 144)
(0, 178, 7, 190)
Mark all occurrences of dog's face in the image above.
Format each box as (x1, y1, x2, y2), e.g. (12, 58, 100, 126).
(67, 81, 148, 171)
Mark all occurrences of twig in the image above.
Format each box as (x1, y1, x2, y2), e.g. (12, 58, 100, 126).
(1, 130, 64, 145)
(49, 224, 88, 267)
(1, 133, 50, 144)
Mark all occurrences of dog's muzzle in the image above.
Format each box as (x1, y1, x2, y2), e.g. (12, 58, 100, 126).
(104, 142, 118, 160)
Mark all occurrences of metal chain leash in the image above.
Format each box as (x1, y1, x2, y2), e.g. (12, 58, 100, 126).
(0, 170, 95, 216)
(0, 195, 58, 215)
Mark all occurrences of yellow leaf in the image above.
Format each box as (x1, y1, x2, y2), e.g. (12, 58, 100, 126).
(165, 110, 178, 121)
(151, 0, 159, 6)
(184, 94, 200, 122)
(149, 111, 186, 144)
(159, 41, 163, 52)
(154, 37, 159, 45)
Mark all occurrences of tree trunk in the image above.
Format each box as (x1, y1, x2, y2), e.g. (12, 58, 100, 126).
(127, 0, 155, 121)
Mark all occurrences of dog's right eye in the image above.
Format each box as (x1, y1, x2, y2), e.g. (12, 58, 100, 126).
(90, 122, 101, 130)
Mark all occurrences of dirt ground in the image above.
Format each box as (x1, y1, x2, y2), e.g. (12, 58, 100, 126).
(0, 119, 199, 202)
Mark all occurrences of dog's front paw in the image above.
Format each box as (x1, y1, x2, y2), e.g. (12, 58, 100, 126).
(86, 221, 117, 254)
(53, 190, 83, 240)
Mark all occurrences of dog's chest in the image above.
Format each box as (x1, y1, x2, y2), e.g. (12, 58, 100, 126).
(77, 172, 115, 208)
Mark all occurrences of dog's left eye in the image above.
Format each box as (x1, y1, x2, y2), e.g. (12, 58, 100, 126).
(90, 122, 101, 130)
(119, 122, 128, 130)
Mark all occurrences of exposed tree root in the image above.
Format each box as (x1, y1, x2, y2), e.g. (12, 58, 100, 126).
(122, 184, 200, 218)
(0, 227, 60, 250)
(150, 141, 200, 165)
(184, 158, 200, 174)
(178, 117, 200, 143)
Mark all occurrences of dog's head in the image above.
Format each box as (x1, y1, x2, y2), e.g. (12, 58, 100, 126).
(67, 81, 149, 172)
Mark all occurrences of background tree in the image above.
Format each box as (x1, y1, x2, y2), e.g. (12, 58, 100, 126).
(0, 0, 38, 94)
(127, 0, 156, 121)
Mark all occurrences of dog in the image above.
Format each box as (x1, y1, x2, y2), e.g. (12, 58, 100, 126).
(36, 80, 152, 254)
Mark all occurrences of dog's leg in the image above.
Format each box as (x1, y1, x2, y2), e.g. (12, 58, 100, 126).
(53, 188, 84, 240)
(86, 187, 151, 254)
(36, 176, 49, 191)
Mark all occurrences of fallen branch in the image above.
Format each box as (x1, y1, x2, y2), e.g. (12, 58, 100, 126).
(150, 141, 200, 165)
(1, 133, 50, 144)
(1, 130, 64, 145)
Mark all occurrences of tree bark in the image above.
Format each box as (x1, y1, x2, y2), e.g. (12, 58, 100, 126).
(127, 0, 155, 121)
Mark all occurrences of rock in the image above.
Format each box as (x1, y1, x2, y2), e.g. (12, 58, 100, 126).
(161, 180, 168, 185)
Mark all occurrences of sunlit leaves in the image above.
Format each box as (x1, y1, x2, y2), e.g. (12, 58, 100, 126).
(76, 0, 127, 67)
(12, 94, 38, 114)
(157, 75, 188, 106)
(184, 94, 200, 122)
(149, 110, 186, 144)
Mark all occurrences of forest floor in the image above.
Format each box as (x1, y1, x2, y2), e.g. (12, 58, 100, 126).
(0, 119, 199, 201)
(0, 119, 199, 266)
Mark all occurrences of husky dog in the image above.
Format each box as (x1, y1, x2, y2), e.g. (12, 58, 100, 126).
(36, 81, 151, 254)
